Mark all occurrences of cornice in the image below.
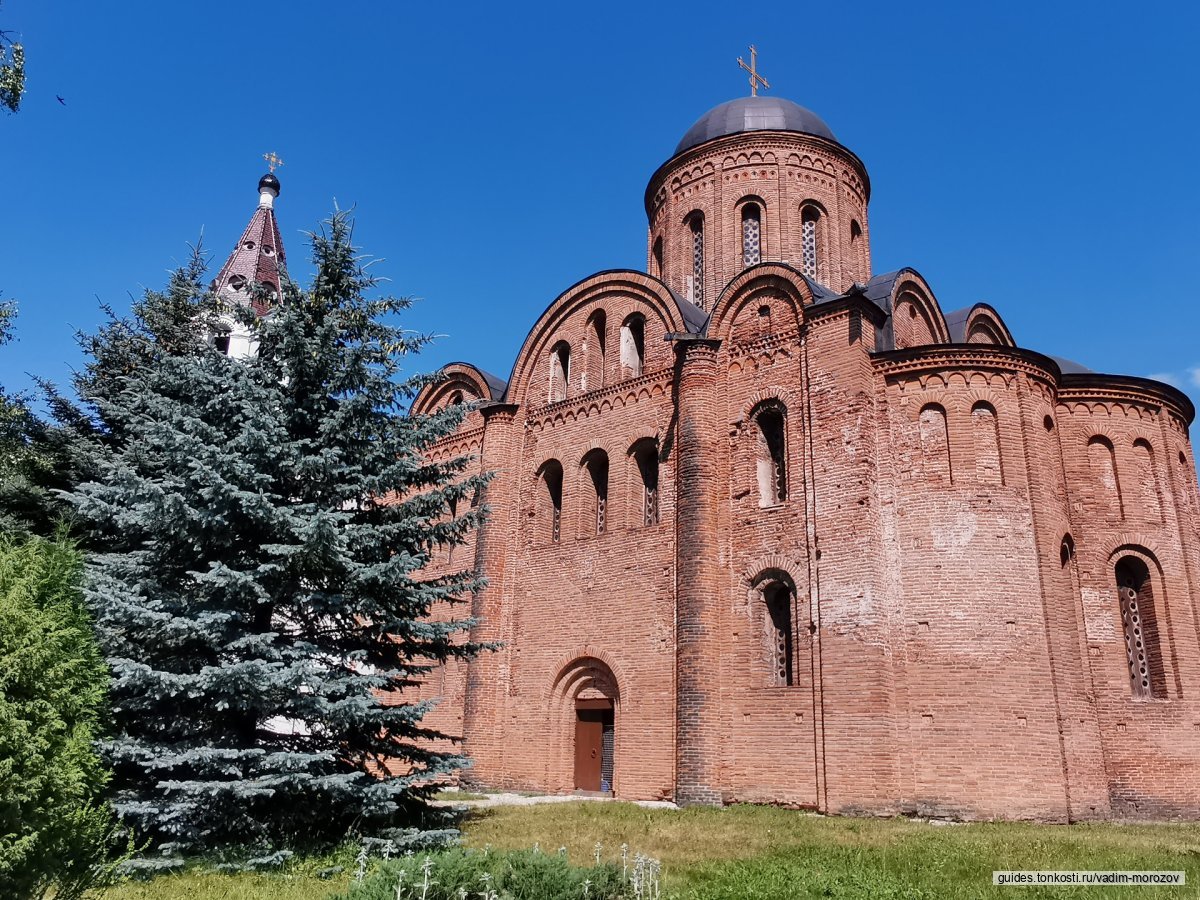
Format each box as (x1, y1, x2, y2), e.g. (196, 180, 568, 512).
(528, 369, 671, 429)
(873, 344, 1059, 386)
(1058, 374, 1194, 425)
(644, 130, 871, 216)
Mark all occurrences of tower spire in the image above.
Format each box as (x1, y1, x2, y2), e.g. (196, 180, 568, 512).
(212, 162, 289, 316)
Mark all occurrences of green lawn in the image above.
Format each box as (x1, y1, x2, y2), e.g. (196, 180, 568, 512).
(100, 802, 1200, 899)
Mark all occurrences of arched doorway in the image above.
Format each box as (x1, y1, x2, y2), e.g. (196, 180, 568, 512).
(551, 657, 619, 795)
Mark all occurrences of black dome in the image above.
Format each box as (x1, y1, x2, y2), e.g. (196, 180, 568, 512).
(258, 172, 280, 194)
(675, 96, 835, 155)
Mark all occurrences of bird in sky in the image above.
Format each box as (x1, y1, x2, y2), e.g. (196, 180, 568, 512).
(56, 95, 66, 105)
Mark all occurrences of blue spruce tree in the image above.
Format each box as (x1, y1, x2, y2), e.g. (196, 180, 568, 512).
(66, 213, 487, 865)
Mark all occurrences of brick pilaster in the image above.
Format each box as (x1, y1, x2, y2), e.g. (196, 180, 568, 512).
(672, 337, 724, 805)
(460, 403, 520, 786)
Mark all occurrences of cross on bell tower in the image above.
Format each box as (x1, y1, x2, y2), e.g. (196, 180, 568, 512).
(737, 45, 770, 97)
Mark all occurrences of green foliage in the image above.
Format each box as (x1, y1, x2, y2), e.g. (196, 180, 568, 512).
(333, 848, 628, 900)
(0, 300, 70, 536)
(93, 800, 1200, 900)
(0, 532, 123, 899)
(0, 2, 23, 114)
(0, 40, 22, 113)
(66, 214, 488, 864)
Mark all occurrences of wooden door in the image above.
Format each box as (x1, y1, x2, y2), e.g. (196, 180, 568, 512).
(574, 709, 604, 791)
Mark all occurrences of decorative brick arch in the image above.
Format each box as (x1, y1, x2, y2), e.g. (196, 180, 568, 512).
(541, 653, 627, 795)
(963, 304, 1015, 347)
(962, 387, 1008, 416)
(888, 273, 950, 348)
(1100, 536, 1165, 568)
(741, 559, 808, 688)
(546, 652, 624, 705)
(505, 271, 689, 407)
(739, 561, 806, 619)
(708, 263, 812, 339)
(412, 361, 500, 415)
(577, 438, 623, 467)
(738, 387, 797, 426)
(1100, 542, 1179, 699)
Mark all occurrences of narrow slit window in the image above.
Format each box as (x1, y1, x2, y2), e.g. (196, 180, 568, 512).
(620, 314, 645, 378)
(764, 582, 794, 687)
(543, 461, 564, 544)
(801, 205, 821, 280)
(585, 311, 606, 391)
(689, 214, 705, 308)
(635, 444, 660, 527)
(1115, 557, 1166, 699)
(584, 451, 609, 535)
(742, 203, 762, 266)
(549, 342, 571, 402)
(755, 406, 788, 506)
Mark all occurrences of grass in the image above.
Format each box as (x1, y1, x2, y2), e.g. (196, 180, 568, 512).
(99, 802, 1200, 899)
(432, 788, 490, 802)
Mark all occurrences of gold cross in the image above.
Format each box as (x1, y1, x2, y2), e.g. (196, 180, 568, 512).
(262, 151, 285, 173)
(737, 45, 770, 97)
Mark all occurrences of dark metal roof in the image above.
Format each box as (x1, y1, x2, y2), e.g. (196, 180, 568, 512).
(668, 286, 711, 334)
(805, 276, 843, 305)
(479, 368, 509, 400)
(944, 307, 972, 343)
(862, 270, 908, 315)
(1049, 355, 1094, 375)
(675, 97, 836, 155)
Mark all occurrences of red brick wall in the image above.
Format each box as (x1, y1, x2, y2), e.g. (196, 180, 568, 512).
(403, 130, 1200, 822)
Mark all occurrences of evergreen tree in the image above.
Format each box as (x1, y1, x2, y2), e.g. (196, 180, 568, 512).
(0, 532, 123, 900)
(67, 213, 487, 865)
(0, 300, 66, 536)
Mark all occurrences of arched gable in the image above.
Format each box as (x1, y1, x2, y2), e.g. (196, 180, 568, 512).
(963, 304, 1015, 347)
(411, 361, 503, 415)
(506, 270, 690, 407)
(889, 273, 949, 349)
(708, 263, 813, 343)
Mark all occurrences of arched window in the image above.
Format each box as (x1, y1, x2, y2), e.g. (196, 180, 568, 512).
(742, 202, 762, 267)
(754, 404, 787, 506)
(583, 450, 609, 535)
(1088, 436, 1123, 519)
(801, 204, 822, 280)
(688, 213, 705, 308)
(850, 219, 864, 276)
(620, 314, 645, 378)
(763, 582, 793, 687)
(633, 441, 659, 527)
(1060, 534, 1076, 567)
(1132, 439, 1162, 522)
(584, 311, 606, 392)
(1115, 556, 1165, 699)
(213, 332, 231, 355)
(549, 341, 571, 402)
(651, 236, 664, 279)
(918, 403, 952, 484)
(446, 493, 459, 562)
(541, 460, 564, 544)
(971, 401, 1002, 485)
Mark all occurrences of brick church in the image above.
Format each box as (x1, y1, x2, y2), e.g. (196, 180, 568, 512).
(218, 84, 1200, 820)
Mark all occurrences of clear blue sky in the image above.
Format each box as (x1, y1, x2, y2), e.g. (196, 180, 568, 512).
(2, 1, 1198, 409)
